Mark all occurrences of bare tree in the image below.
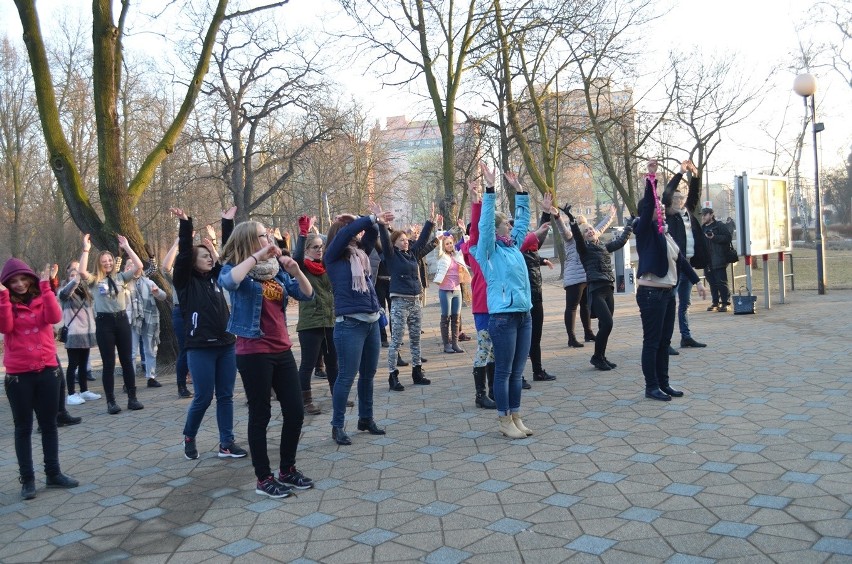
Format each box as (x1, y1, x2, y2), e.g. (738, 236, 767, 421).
(194, 17, 340, 223)
(338, 0, 490, 217)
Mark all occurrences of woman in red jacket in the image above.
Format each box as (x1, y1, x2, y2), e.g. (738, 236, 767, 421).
(1, 258, 79, 500)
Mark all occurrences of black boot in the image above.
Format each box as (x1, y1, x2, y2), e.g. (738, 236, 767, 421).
(127, 388, 144, 411)
(178, 384, 193, 398)
(357, 418, 386, 435)
(57, 410, 82, 427)
(486, 363, 495, 400)
(20, 477, 36, 500)
(568, 335, 584, 347)
(584, 330, 596, 342)
(396, 353, 409, 367)
(106, 394, 121, 415)
(388, 370, 405, 391)
(412, 365, 431, 385)
(590, 355, 612, 371)
(473, 367, 496, 409)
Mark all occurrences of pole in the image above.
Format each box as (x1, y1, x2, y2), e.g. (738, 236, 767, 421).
(810, 95, 827, 294)
(777, 252, 786, 304)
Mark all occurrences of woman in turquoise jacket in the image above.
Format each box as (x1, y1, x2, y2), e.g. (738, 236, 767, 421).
(472, 165, 534, 440)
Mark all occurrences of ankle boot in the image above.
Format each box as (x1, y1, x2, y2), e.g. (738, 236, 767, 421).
(388, 370, 405, 391)
(498, 415, 526, 439)
(106, 394, 121, 415)
(567, 333, 584, 347)
(486, 363, 495, 400)
(584, 330, 597, 342)
(440, 315, 453, 353)
(396, 352, 409, 367)
(590, 355, 611, 371)
(473, 366, 496, 409)
(412, 365, 431, 385)
(126, 388, 144, 411)
(450, 314, 465, 353)
(511, 413, 533, 436)
(302, 390, 321, 414)
(57, 410, 82, 426)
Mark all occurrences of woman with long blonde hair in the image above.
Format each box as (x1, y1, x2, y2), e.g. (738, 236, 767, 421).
(219, 219, 315, 499)
(77, 233, 145, 415)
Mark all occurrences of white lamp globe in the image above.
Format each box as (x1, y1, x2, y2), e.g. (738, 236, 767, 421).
(793, 73, 817, 97)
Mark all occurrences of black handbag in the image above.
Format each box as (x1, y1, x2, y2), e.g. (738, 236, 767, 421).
(725, 242, 739, 264)
(733, 287, 756, 315)
(59, 304, 84, 343)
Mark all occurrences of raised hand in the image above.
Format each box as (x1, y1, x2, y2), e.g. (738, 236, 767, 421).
(503, 170, 522, 191)
(117, 234, 130, 249)
(49, 263, 59, 279)
(273, 227, 283, 241)
(468, 179, 482, 204)
(480, 162, 496, 187)
(221, 206, 237, 220)
(205, 224, 217, 241)
(169, 208, 188, 221)
(298, 215, 311, 236)
(457, 217, 466, 230)
(368, 200, 382, 217)
(542, 192, 553, 211)
(435, 214, 443, 229)
(647, 159, 658, 176)
(377, 211, 395, 225)
(40, 263, 52, 281)
(82, 233, 91, 252)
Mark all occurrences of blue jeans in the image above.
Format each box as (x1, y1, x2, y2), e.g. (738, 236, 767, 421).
(489, 312, 532, 416)
(173, 305, 189, 387)
(636, 286, 676, 391)
(438, 288, 461, 315)
(676, 271, 693, 339)
(183, 345, 237, 445)
(332, 317, 380, 428)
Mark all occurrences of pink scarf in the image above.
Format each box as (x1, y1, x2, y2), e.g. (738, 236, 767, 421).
(648, 174, 665, 234)
(348, 246, 371, 293)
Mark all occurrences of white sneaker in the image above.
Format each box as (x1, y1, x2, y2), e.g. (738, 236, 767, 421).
(81, 390, 102, 400)
(66, 393, 85, 405)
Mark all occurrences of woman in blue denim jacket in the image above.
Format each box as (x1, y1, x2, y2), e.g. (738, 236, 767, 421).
(324, 210, 394, 446)
(218, 220, 314, 499)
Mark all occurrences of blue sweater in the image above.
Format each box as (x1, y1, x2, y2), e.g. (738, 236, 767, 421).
(324, 215, 381, 316)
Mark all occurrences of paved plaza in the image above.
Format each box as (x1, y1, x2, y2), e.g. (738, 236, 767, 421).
(1, 283, 850, 563)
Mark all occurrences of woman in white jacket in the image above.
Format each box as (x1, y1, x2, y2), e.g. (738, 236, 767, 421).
(434, 233, 471, 354)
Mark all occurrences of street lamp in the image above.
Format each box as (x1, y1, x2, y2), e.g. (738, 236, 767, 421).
(793, 73, 827, 294)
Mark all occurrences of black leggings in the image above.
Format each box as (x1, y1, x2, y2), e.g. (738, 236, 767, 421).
(66, 348, 91, 395)
(297, 327, 338, 393)
(529, 300, 544, 373)
(5, 367, 62, 480)
(564, 283, 592, 338)
(589, 286, 615, 358)
(237, 350, 304, 480)
(95, 313, 136, 399)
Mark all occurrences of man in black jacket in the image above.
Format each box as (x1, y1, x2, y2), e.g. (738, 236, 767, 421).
(701, 208, 732, 311)
(662, 160, 708, 349)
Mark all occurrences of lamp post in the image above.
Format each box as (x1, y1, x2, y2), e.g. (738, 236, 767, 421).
(793, 73, 827, 294)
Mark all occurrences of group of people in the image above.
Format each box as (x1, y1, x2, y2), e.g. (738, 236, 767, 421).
(2, 157, 721, 502)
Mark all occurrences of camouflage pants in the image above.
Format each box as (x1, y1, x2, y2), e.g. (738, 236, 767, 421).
(388, 297, 422, 372)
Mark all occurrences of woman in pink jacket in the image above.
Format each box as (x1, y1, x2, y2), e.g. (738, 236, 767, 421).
(1, 258, 79, 500)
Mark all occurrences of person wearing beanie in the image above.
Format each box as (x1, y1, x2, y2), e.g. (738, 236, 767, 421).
(1, 258, 80, 500)
(77, 233, 146, 415)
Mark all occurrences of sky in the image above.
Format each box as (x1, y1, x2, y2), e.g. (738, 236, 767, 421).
(2, 0, 849, 187)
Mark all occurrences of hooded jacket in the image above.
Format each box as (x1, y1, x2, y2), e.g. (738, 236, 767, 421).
(472, 191, 532, 314)
(173, 217, 236, 349)
(0, 259, 62, 374)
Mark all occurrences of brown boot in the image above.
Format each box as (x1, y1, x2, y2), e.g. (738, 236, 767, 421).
(450, 314, 465, 353)
(440, 315, 453, 353)
(302, 390, 321, 415)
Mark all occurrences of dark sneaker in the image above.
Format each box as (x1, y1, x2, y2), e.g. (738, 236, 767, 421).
(256, 476, 291, 498)
(184, 436, 198, 460)
(57, 411, 82, 426)
(218, 442, 248, 458)
(532, 370, 556, 381)
(603, 357, 617, 369)
(127, 398, 144, 410)
(522, 378, 532, 389)
(277, 466, 314, 490)
(107, 401, 122, 415)
(20, 477, 36, 500)
(313, 369, 327, 380)
(46, 473, 79, 488)
(178, 385, 193, 398)
(146, 378, 162, 388)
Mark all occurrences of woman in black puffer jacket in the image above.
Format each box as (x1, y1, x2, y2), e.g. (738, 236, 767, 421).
(569, 208, 633, 371)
